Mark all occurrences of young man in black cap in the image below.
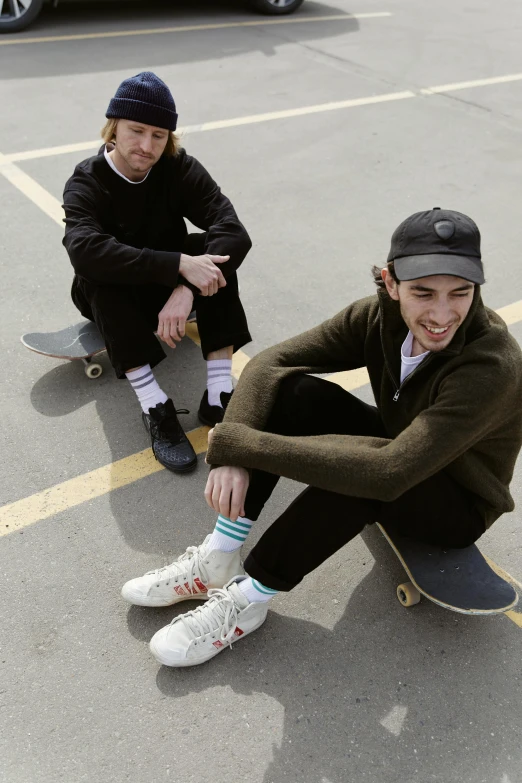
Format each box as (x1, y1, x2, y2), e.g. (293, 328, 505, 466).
(63, 72, 252, 473)
(122, 208, 522, 667)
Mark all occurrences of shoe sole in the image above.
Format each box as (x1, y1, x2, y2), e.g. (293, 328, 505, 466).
(121, 588, 209, 607)
(159, 457, 198, 474)
(149, 613, 268, 667)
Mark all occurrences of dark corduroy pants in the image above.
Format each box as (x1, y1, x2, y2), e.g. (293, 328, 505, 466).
(243, 374, 486, 592)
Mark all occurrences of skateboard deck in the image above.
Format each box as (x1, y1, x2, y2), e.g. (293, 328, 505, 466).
(377, 521, 518, 615)
(21, 321, 106, 378)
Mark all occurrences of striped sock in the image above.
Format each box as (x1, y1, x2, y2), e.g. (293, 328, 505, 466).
(207, 359, 233, 407)
(125, 365, 168, 414)
(238, 576, 278, 604)
(207, 515, 253, 553)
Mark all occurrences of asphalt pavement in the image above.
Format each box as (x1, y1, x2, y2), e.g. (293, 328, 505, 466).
(1, 1, 522, 781)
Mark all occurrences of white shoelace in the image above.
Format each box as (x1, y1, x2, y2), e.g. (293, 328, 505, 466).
(147, 545, 209, 592)
(175, 588, 239, 644)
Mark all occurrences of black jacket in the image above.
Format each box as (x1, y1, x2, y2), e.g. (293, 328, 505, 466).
(62, 147, 252, 289)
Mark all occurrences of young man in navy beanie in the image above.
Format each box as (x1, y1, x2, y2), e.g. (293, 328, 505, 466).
(63, 72, 252, 473)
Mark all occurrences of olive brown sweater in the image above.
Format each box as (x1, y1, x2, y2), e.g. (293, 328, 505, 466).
(207, 288, 522, 528)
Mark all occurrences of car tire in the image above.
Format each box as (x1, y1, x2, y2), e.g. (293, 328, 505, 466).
(248, 0, 305, 15)
(0, 0, 43, 33)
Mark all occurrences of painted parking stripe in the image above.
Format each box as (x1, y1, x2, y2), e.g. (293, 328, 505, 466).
(0, 426, 209, 535)
(0, 12, 392, 46)
(6, 69, 522, 166)
(4, 92, 415, 164)
(0, 153, 64, 227)
(420, 72, 522, 95)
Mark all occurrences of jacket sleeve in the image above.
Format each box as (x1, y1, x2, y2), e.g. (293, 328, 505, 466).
(207, 356, 518, 502)
(179, 154, 252, 278)
(62, 187, 181, 287)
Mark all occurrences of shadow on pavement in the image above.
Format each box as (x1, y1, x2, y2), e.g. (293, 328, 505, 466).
(27, 343, 522, 783)
(1, 0, 360, 80)
(140, 526, 521, 782)
(28, 331, 221, 552)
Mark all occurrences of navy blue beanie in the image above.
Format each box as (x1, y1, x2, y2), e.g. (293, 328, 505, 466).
(106, 72, 178, 131)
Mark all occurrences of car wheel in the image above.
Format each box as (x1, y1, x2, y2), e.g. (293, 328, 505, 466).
(248, 0, 305, 15)
(0, 0, 43, 33)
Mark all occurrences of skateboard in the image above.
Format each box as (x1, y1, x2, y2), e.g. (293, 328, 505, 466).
(377, 521, 519, 615)
(21, 321, 106, 379)
(21, 311, 199, 380)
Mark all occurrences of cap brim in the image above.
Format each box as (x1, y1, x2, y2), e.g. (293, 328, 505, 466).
(394, 254, 485, 285)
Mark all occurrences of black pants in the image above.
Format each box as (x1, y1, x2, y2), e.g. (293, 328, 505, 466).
(243, 374, 486, 592)
(71, 234, 251, 378)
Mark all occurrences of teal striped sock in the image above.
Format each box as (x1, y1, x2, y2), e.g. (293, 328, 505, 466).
(238, 576, 278, 604)
(207, 515, 253, 553)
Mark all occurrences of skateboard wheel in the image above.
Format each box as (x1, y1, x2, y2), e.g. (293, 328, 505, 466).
(85, 363, 103, 379)
(397, 582, 421, 607)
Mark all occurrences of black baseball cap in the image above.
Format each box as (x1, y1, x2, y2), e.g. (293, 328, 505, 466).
(387, 208, 485, 285)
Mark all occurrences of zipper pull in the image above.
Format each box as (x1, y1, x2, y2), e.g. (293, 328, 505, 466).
(393, 389, 400, 402)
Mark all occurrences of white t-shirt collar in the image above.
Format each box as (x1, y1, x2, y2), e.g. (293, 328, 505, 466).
(104, 146, 150, 184)
(400, 330, 430, 384)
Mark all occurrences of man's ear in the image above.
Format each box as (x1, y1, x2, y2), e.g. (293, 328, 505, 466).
(382, 268, 400, 301)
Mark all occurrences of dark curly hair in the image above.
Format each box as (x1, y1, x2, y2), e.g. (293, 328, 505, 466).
(371, 260, 399, 290)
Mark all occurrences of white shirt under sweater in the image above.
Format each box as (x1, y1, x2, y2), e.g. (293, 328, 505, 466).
(104, 147, 150, 184)
(400, 330, 430, 384)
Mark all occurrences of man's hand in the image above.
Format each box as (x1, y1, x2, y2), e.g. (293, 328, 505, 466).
(205, 465, 250, 522)
(179, 253, 228, 296)
(157, 285, 194, 349)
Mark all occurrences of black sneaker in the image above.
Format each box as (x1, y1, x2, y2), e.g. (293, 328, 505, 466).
(198, 390, 233, 427)
(143, 399, 197, 473)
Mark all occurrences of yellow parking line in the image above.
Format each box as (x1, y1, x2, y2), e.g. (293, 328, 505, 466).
(495, 299, 522, 326)
(1, 330, 248, 537)
(0, 153, 64, 227)
(505, 610, 522, 628)
(326, 366, 370, 392)
(0, 12, 392, 46)
(0, 426, 209, 536)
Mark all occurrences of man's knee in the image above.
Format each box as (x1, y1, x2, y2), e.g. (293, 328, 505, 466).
(267, 374, 323, 430)
(438, 524, 484, 549)
(278, 373, 321, 401)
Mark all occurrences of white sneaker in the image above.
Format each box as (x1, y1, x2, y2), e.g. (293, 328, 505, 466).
(121, 535, 244, 607)
(149, 577, 268, 667)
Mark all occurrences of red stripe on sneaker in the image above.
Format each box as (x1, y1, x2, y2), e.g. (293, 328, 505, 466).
(193, 578, 208, 594)
(233, 627, 244, 638)
(213, 640, 224, 649)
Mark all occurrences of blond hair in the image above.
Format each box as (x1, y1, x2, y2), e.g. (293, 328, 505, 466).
(101, 118, 182, 157)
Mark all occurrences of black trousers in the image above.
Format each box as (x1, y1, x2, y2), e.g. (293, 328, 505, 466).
(71, 234, 251, 378)
(243, 374, 486, 592)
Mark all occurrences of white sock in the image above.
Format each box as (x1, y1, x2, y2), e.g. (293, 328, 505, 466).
(207, 359, 233, 407)
(125, 365, 168, 414)
(238, 576, 278, 604)
(207, 515, 253, 553)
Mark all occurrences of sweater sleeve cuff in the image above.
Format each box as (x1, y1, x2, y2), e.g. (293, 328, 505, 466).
(150, 250, 181, 287)
(207, 423, 262, 468)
